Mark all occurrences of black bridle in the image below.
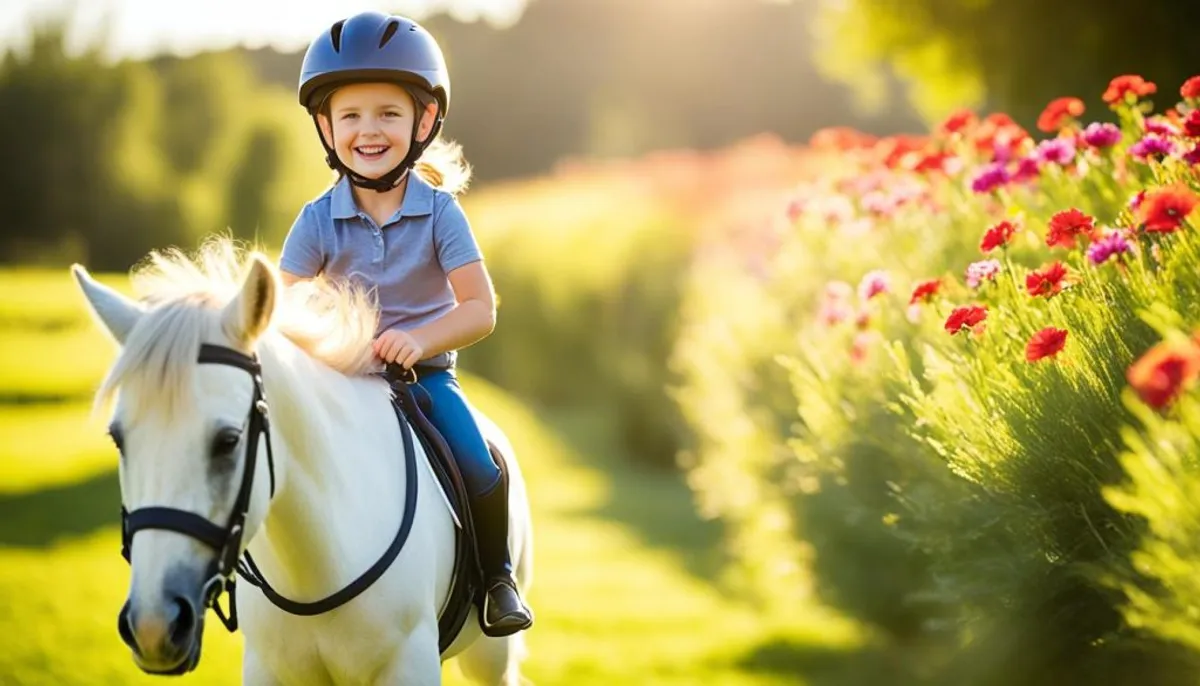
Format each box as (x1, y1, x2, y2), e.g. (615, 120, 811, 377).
(119, 343, 419, 634)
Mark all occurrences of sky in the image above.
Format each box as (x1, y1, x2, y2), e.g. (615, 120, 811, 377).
(0, 0, 530, 59)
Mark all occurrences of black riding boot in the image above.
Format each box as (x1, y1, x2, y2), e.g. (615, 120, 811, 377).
(470, 467, 533, 637)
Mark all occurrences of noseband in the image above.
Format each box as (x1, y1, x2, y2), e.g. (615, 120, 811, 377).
(120, 344, 275, 631)
(119, 343, 420, 634)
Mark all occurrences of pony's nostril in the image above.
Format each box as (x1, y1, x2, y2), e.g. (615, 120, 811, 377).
(117, 600, 138, 653)
(166, 595, 197, 648)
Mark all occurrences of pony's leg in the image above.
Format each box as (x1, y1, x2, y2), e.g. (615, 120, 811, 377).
(379, 626, 442, 686)
(243, 650, 283, 686)
(456, 634, 527, 686)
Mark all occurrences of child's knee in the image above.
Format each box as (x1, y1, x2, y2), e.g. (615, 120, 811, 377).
(460, 448, 501, 495)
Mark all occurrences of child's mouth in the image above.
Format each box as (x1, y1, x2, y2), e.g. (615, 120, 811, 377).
(355, 145, 390, 161)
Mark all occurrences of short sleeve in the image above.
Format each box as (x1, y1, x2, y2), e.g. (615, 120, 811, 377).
(279, 204, 325, 278)
(433, 195, 482, 272)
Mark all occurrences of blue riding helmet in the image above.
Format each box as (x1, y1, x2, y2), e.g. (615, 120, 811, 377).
(298, 11, 451, 192)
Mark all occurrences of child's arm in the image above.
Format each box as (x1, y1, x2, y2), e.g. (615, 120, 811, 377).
(410, 260, 496, 356)
(374, 260, 495, 368)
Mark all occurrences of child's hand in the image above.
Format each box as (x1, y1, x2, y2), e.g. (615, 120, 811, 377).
(373, 329, 425, 369)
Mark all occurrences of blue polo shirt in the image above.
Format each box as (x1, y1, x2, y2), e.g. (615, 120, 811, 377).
(279, 173, 483, 369)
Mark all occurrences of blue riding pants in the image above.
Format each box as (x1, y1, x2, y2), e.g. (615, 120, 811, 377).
(415, 369, 502, 497)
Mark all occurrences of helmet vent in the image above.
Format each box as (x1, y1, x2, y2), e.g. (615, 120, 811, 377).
(330, 20, 345, 52)
(380, 20, 400, 47)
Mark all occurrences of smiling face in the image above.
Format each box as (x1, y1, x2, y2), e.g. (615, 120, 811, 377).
(318, 82, 438, 179)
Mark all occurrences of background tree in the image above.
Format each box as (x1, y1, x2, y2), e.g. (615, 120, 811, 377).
(811, 0, 1200, 124)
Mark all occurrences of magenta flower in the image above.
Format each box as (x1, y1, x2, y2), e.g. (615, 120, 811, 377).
(1130, 134, 1178, 161)
(965, 259, 1002, 289)
(1036, 137, 1076, 165)
(1082, 122, 1122, 148)
(1087, 231, 1132, 265)
(857, 270, 891, 301)
(1011, 156, 1041, 182)
(1184, 145, 1200, 166)
(971, 163, 1010, 193)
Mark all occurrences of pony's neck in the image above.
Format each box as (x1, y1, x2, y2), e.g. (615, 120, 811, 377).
(248, 336, 403, 599)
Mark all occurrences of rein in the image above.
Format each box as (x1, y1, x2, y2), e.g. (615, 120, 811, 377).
(119, 343, 419, 632)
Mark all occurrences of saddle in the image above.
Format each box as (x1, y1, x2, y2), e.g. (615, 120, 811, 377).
(383, 364, 500, 654)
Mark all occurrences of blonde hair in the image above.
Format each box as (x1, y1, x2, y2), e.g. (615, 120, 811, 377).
(414, 135, 472, 196)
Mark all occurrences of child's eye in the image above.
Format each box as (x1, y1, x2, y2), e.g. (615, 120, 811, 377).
(341, 113, 358, 120)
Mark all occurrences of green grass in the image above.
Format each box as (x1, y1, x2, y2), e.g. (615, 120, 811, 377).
(0, 268, 128, 326)
(0, 269, 860, 685)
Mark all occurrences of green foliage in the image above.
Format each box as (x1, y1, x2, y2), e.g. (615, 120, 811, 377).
(0, 20, 330, 270)
(813, 0, 1200, 126)
(1103, 371, 1200, 656)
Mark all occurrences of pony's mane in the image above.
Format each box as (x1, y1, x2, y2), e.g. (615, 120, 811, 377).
(96, 237, 381, 422)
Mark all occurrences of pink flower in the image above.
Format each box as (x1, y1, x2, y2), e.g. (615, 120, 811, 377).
(1036, 137, 1076, 165)
(1081, 122, 1122, 148)
(1184, 146, 1200, 166)
(1087, 231, 1132, 265)
(1130, 135, 1178, 161)
(1130, 190, 1147, 210)
(965, 259, 1002, 289)
(857, 270, 891, 301)
(1144, 117, 1180, 136)
(819, 281, 854, 326)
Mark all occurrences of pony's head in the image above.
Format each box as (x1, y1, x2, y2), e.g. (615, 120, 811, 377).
(73, 249, 280, 674)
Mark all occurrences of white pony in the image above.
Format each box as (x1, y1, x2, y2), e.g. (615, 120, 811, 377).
(72, 240, 533, 685)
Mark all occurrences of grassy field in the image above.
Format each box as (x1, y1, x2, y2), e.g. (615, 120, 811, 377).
(0, 269, 858, 685)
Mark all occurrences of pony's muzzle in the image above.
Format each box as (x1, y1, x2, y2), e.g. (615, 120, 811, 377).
(118, 590, 200, 673)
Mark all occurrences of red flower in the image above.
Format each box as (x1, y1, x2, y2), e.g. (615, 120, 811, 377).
(1184, 110, 1200, 138)
(1025, 261, 1070, 297)
(1037, 97, 1086, 133)
(1181, 76, 1200, 100)
(1045, 208, 1097, 248)
(913, 150, 955, 175)
(1103, 75, 1157, 104)
(909, 279, 942, 305)
(944, 305, 988, 335)
(940, 109, 977, 135)
(1137, 183, 1200, 233)
(1127, 339, 1200, 409)
(1026, 327, 1069, 362)
(980, 220, 1017, 252)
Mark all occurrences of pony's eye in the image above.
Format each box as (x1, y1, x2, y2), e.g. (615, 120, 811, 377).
(212, 428, 242, 456)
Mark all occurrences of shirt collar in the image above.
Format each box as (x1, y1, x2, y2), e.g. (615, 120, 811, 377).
(330, 173, 436, 221)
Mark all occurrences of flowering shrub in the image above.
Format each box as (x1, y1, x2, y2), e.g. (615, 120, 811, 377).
(672, 74, 1200, 683)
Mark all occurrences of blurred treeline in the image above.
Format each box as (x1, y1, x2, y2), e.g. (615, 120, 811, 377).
(0, 0, 926, 270)
(6, 0, 1200, 270)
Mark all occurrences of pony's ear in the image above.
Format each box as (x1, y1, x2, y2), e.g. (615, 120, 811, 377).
(71, 264, 144, 346)
(221, 253, 278, 347)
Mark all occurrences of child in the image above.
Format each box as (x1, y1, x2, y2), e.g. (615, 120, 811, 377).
(278, 10, 532, 637)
